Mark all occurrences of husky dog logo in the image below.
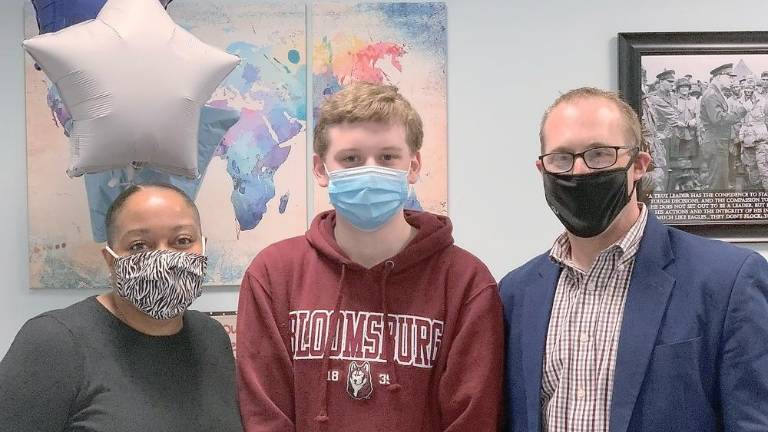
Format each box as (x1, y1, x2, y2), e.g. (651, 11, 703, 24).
(346, 361, 373, 400)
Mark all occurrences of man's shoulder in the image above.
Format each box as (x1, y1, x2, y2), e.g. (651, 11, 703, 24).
(652, 223, 757, 276)
(702, 88, 723, 102)
(647, 92, 666, 104)
(668, 225, 750, 257)
(498, 251, 553, 295)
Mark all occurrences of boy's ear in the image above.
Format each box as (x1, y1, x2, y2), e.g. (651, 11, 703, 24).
(313, 154, 329, 187)
(408, 151, 422, 184)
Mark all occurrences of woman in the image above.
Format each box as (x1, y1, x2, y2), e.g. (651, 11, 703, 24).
(0, 183, 243, 432)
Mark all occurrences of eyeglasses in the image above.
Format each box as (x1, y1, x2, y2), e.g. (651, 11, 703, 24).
(539, 145, 638, 174)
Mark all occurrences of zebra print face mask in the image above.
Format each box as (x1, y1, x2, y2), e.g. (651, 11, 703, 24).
(105, 241, 207, 320)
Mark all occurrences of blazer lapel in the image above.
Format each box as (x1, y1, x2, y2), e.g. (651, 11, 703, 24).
(522, 258, 560, 432)
(610, 214, 676, 432)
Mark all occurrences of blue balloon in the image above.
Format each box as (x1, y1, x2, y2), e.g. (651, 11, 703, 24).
(32, 0, 173, 34)
(84, 106, 239, 242)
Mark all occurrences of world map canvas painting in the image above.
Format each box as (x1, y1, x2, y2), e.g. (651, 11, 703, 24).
(24, 1, 447, 289)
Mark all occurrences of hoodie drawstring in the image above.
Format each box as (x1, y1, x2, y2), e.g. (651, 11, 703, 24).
(314, 260, 401, 424)
(315, 264, 347, 424)
(381, 260, 402, 392)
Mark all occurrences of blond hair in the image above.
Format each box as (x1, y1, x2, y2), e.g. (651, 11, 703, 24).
(539, 87, 642, 153)
(313, 82, 424, 158)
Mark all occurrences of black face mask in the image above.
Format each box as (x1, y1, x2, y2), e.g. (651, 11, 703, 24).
(543, 159, 637, 238)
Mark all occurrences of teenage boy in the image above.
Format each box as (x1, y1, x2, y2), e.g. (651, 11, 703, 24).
(236, 82, 503, 431)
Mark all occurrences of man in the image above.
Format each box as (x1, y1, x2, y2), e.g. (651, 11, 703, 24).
(700, 63, 747, 190)
(738, 75, 768, 189)
(690, 83, 702, 99)
(728, 81, 747, 187)
(674, 77, 698, 154)
(739, 76, 768, 190)
(757, 71, 768, 97)
(647, 69, 682, 187)
(732, 81, 743, 99)
(672, 77, 700, 190)
(500, 87, 768, 432)
(639, 68, 667, 193)
(691, 83, 706, 184)
(236, 82, 503, 431)
(762, 71, 768, 93)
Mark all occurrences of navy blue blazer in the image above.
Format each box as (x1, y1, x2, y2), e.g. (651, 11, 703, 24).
(499, 213, 768, 432)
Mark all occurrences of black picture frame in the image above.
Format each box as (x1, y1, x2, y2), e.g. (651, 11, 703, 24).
(618, 31, 768, 242)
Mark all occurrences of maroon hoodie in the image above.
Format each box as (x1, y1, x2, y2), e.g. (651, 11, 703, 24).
(236, 210, 503, 431)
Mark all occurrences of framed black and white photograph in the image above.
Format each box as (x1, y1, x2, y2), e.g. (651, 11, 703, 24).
(619, 31, 768, 240)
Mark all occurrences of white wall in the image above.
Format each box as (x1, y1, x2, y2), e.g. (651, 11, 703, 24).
(3, 0, 768, 356)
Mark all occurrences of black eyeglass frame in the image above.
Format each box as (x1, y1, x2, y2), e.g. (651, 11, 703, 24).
(538, 145, 639, 174)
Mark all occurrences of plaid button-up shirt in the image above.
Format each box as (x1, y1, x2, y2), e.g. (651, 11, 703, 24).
(541, 205, 648, 432)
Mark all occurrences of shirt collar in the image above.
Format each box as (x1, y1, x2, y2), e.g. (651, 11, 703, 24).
(549, 203, 648, 270)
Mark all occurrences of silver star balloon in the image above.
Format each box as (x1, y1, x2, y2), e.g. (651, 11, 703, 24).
(23, 0, 239, 178)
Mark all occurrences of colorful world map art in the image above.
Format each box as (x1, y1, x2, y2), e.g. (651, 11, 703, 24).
(24, 1, 447, 289)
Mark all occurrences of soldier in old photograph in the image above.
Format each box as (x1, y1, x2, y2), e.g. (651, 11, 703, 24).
(672, 77, 701, 190)
(699, 63, 747, 190)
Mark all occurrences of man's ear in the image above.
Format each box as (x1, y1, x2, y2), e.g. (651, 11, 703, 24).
(633, 150, 652, 182)
(313, 154, 330, 188)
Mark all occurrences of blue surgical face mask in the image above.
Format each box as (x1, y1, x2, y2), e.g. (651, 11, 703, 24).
(327, 165, 410, 231)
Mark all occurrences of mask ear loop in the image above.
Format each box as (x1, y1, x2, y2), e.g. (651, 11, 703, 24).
(323, 164, 341, 184)
(400, 165, 416, 212)
(105, 245, 119, 259)
(323, 164, 336, 177)
(629, 177, 640, 199)
(627, 147, 641, 199)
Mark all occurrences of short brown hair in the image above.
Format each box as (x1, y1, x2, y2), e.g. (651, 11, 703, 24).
(539, 87, 642, 153)
(313, 82, 424, 158)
